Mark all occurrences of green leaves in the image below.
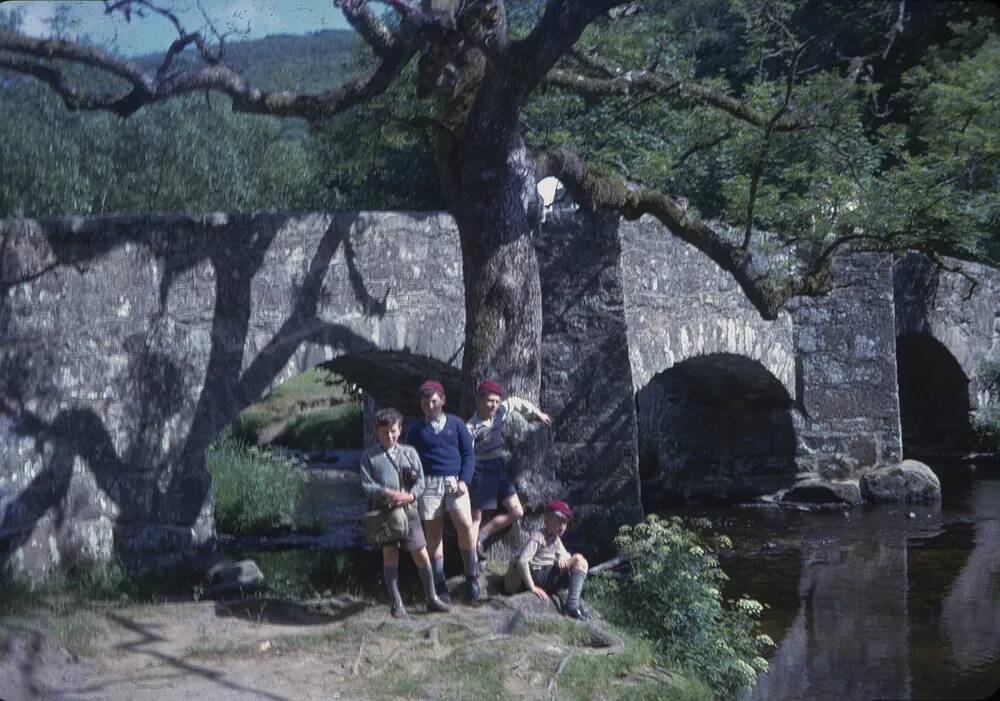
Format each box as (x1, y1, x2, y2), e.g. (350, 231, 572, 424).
(206, 434, 305, 535)
(599, 515, 772, 699)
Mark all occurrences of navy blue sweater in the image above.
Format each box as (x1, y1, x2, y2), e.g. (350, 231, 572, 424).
(404, 414, 476, 485)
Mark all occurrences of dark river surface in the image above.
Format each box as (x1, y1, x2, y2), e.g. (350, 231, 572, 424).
(684, 461, 1000, 701)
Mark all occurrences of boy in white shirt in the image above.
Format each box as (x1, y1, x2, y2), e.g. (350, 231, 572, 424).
(504, 499, 590, 620)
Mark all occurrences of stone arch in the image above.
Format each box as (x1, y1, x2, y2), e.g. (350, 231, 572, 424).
(894, 252, 1000, 416)
(637, 352, 798, 509)
(896, 332, 974, 453)
(325, 350, 462, 423)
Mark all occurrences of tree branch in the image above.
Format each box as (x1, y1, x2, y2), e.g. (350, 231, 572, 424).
(506, 0, 625, 101)
(535, 148, 839, 319)
(0, 52, 143, 112)
(0, 27, 153, 92)
(337, 0, 397, 57)
(674, 130, 734, 167)
(545, 64, 811, 132)
(844, 0, 906, 81)
(742, 42, 807, 249)
(0, 21, 422, 120)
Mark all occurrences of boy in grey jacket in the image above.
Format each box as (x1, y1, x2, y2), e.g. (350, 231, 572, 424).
(360, 407, 450, 618)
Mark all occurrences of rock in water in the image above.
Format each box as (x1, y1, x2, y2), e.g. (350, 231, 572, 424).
(859, 460, 942, 503)
(781, 478, 863, 506)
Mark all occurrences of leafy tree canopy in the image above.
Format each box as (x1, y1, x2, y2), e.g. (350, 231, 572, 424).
(1, 1, 998, 293)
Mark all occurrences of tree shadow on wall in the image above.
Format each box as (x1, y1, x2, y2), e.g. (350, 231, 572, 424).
(1, 213, 400, 573)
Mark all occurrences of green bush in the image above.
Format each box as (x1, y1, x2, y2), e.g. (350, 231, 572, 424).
(593, 515, 772, 699)
(207, 435, 305, 535)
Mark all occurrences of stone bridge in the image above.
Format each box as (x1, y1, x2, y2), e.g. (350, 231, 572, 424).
(1, 210, 998, 574)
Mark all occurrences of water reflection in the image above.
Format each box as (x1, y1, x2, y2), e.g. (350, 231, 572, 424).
(936, 478, 1000, 699)
(746, 532, 913, 700)
(729, 468, 1000, 701)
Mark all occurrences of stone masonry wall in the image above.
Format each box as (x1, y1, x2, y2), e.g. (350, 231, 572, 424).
(535, 211, 643, 542)
(790, 253, 903, 477)
(620, 215, 797, 396)
(620, 215, 902, 494)
(0, 212, 465, 574)
(3, 209, 986, 576)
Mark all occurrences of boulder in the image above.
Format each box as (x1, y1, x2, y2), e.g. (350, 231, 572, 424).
(815, 453, 860, 480)
(204, 558, 265, 598)
(859, 460, 942, 503)
(781, 478, 862, 506)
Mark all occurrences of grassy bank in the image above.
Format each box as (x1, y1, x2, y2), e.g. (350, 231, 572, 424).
(206, 434, 306, 535)
(230, 366, 363, 449)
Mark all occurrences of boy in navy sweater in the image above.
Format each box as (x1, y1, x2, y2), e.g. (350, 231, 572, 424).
(405, 380, 479, 602)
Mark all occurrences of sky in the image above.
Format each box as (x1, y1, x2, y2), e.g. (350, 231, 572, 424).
(2, 0, 350, 56)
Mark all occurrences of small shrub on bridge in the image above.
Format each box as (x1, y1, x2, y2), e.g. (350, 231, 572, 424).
(207, 434, 305, 535)
(591, 515, 772, 699)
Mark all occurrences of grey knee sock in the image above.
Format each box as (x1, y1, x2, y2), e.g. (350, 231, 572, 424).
(417, 566, 438, 601)
(431, 557, 446, 588)
(383, 565, 403, 608)
(461, 549, 478, 580)
(567, 569, 587, 610)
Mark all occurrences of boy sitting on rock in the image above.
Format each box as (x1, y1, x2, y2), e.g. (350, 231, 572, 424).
(504, 499, 590, 620)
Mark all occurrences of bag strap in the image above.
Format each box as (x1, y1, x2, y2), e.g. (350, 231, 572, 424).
(384, 448, 410, 493)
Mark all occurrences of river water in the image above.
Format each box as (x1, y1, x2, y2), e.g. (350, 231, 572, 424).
(691, 462, 1000, 701)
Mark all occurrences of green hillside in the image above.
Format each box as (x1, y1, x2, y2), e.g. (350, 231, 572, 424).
(130, 29, 362, 93)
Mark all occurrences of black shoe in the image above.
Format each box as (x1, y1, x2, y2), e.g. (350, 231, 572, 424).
(436, 584, 452, 606)
(466, 577, 481, 602)
(391, 603, 408, 619)
(566, 606, 591, 622)
(426, 595, 451, 613)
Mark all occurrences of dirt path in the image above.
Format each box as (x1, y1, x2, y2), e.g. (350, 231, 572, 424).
(1, 593, 643, 701)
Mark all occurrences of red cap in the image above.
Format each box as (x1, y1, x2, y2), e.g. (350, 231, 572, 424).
(418, 379, 445, 397)
(545, 499, 573, 520)
(476, 380, 505, 397)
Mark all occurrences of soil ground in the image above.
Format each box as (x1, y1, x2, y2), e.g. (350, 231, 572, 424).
(0, 590, 684, 701)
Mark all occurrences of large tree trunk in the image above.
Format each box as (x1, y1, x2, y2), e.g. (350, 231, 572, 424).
(453, 147, 543, 411)
(430, 50, 558, 518)
(441, 87, 545, 414)
(451, 136, 558, 515)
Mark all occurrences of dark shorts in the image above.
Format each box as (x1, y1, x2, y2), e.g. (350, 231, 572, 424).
(470, 457, 517, 511)
(387, 506, 426, 552)
(531, 565, 570, 593)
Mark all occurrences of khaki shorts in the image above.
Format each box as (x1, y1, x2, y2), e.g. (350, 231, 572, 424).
(418, 475, 470, 521)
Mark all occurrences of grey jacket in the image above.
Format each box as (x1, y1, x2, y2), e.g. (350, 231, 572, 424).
(359, 443, 425, 507)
